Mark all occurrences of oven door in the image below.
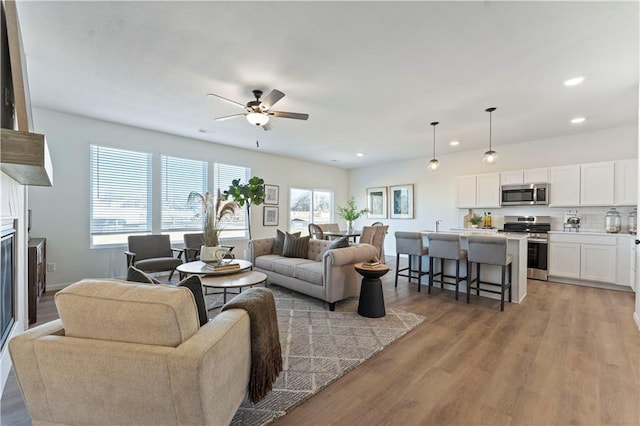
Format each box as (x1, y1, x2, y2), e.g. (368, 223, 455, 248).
(527, 238, 548, 281)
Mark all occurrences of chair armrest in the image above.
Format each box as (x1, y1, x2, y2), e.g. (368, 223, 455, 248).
(125, 251, 136, 267)
(171, 248, 184, 259)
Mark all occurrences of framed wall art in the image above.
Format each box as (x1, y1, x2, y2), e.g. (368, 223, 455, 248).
(389, 184, 414, 219)
(264, 184, 279, 205)
(263, 206, 279, 226)
(366, 186, 387, 219)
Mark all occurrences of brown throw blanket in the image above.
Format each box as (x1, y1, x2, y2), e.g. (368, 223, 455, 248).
(221, 287, 282, 403)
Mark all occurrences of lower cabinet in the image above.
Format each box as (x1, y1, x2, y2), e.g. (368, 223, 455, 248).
(548, 233, 630, 286)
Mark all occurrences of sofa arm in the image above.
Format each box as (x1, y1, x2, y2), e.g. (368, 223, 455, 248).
(324, 243, 378, 267)
(248, 238, 275, 264)
(168, 308, 251, 425)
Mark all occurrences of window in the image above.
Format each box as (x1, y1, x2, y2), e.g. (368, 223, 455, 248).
(290, 188, 334, 234)
(214, 163, 251, 239)
(90, 145, 151, 247)
(161, 155, 207, 234)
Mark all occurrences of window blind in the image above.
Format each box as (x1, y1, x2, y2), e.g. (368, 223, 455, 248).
(161, 155, 208, 231)
(214, 163, 250, 237)
(90, 145, 152, 244)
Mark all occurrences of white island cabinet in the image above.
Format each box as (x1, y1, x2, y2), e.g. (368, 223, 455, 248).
(419, 231, 528, 304)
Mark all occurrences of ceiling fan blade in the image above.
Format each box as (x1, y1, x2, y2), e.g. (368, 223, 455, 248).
(262, 122, 273, 131)
(269, 111, 309, 120)
(207, 93, 246, 109)
(214, 113, 246, 121)
(260, 89, 285, 110)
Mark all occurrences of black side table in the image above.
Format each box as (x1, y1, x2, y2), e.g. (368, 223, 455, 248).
(354, 262, 391, 318)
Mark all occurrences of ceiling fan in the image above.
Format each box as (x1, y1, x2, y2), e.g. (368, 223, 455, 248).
(207, 89, 309, 131)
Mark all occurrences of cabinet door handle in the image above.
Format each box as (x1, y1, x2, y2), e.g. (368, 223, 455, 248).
(635, 239, 640, 245)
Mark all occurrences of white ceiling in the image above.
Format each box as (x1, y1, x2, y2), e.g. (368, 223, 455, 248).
(15, 1, 639, 169)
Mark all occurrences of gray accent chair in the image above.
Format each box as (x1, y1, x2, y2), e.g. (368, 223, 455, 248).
(466, 235, 512, 311)
(126, 235, 183, 281)
(183, 232, 205, 262)
(394, 231, 429, 291)
(426, 233, 468, 300)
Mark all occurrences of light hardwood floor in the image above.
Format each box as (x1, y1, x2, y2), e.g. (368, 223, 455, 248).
(2, 267, 639, 425)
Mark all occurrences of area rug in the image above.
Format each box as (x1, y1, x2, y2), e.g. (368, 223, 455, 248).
(206, 284, 426, 425)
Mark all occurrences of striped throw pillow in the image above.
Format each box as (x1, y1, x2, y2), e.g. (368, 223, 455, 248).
(282, 233, 310, 258)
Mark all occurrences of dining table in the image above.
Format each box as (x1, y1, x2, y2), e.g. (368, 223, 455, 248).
(323, 230, 361, 242)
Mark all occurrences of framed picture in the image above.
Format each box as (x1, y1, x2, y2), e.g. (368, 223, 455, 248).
(264, 184, 279, 205)
(366, 186, 387, 219)
(263, 206, 279, 226)
(390, 184, 414, 219)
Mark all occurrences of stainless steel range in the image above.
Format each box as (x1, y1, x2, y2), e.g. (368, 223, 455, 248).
(502, 215, 551, 281)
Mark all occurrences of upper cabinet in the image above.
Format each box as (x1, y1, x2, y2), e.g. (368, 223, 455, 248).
(456, 173, 500, 208)
(549, 165, 580, 206)
(580, 161, 614, 206)
(500, 170, 523, 185)
(614, 159, 638, 206)
(500, 168, 548, 185)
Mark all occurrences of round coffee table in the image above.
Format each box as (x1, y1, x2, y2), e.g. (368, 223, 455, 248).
(354, 262, 391, 318)
(200, 271, 268, 310)
(176, 259, 252, 277)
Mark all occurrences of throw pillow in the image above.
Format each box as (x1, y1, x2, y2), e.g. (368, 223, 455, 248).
(282, 233, 310, 258)
(126, 266, 161, 284)
(177, 275, 208, 327)
(327, 236, 350, 250)
(273, 229, 300, 255)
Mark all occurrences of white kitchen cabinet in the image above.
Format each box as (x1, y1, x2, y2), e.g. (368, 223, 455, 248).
(581, 244, 616, 282)
(549, 242, 581, 279)
(580, 161, 615, 206)
(631, 243, 637, 292)
(500, 170, 523, 185)
(523, 168, 548, 183)
(614, 159, 638, 206)
(549, 165, 581, 206)
(456, 175, 477, 208)
(476, 173, 500, 208)
(616, 237, 631, 288)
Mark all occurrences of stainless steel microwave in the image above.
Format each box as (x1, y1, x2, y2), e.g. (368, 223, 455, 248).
(500, 183, 549, 206)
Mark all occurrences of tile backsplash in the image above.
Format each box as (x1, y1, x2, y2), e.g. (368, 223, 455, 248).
(457, 205, 636, 233)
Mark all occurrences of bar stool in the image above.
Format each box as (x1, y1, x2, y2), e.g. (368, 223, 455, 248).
(466, 235, 512, 311)
(394, 231, 430, 292)
(426, 233, 467, 300)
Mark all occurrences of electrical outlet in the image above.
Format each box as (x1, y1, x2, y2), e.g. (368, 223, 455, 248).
(47, 263, 56, 272)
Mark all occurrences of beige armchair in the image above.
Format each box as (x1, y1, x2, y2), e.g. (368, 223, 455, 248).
(9, 279, 251, 426)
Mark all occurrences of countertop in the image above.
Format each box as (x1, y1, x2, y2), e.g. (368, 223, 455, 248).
(423, 229, 528, 240)
(548, 230, 636, 238)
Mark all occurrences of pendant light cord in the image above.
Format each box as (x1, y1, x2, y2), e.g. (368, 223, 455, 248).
(430, 121, 439, 158)
(485, 107, 496, 151)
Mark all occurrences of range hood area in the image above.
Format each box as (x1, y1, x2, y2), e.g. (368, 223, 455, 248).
(1, 128, 52, 186)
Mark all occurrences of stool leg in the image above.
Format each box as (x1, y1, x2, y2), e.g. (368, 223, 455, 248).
(500, 264, 506, 311)
(476, 263, 481, 295)
(466, 260, 471, 304)
(508, 263, 512, 303)
(440, 259, 445, 289)
(428, 257, 433, 294)
(418, 256, 422, 292)
(408, 255, 413, 283)
(395, 253, 400, 288)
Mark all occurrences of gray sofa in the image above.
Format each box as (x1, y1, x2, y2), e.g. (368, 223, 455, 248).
(248, 237, 378, 310)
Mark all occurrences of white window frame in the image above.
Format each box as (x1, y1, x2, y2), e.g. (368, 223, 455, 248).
(289, 187, 334, 235)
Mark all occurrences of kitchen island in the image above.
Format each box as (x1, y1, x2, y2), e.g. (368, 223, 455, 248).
(416, 230, 528, 303)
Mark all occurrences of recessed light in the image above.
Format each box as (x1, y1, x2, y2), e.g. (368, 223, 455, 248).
(564, 76, 585, 86)
(571, 117, 586, 124)
(449, 140, 460, 146)
(356, 152, 364, 157)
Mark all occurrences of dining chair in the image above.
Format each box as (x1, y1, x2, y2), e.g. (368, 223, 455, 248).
(308, 223, 324, 240)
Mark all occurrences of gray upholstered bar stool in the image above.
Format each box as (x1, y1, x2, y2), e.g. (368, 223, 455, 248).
(466, 235, 512, 311)
(426, 233, 467, 300)
(394, 231, 430, 292)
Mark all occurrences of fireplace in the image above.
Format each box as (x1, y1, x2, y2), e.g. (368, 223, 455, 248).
(1, 221, 15, 349)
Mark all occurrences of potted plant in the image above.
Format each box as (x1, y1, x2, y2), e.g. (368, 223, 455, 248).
(469, 214, 482, 229)
(337, 197, 369, 234)
(187, 189, 238, 262)
(223, 176, 265, 240)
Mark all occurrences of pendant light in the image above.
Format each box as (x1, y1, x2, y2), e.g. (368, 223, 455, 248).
(428, 121, 440, 171)
(482, 107, 498, 165)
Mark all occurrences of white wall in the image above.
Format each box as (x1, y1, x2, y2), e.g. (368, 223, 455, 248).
(28, 108, 349, 286)
(349, 125, 638, 254)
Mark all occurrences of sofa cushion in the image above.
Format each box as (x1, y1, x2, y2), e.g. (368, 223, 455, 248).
(273, 230, 300, 255)
(55, 279, 199, 347)
(327, 236, 350, 250)
(255, 254, 283, 271)
(283, 233, 309, 258)
(294, 261, 324, 286)
(272, 257, 316, 277)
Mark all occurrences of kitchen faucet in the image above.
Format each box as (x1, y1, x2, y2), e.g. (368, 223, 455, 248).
(435, 220, 442, 232)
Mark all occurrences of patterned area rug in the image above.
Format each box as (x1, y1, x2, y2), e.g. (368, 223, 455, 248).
(206, 284, 425, 425)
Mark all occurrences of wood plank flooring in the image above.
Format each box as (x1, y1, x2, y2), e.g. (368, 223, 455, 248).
(2, 266, 639, 425)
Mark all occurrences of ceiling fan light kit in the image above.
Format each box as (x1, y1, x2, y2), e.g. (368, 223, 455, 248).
(209, 88, 308, 132)
(428, 121, 440, 171)
(482, 107, 498, 165)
